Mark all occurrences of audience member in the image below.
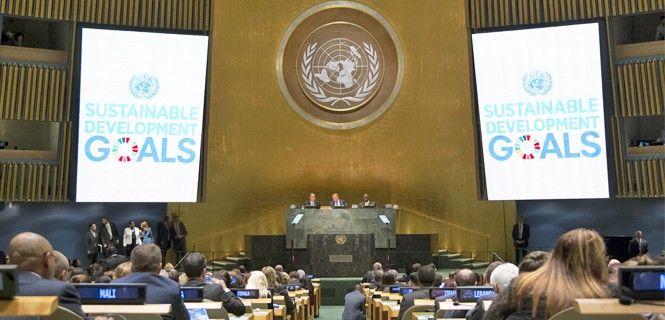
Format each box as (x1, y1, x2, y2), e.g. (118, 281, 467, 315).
(399, 263, 421, 282)
(123, 220, 142, 256)
(72, 258, 82, 268)
(87, 263, 103, 282)
(246, 270, 271, 297)
(362, 261, 383, 283)
(140, 221, 155, 244)
(379, 271, 396, 291)
(656, 15, 665, 40)
(432, 274, 443, 288)
(517, 251, 550, 273)
(0, 250, 6, 264)
(100, 246, 127, 273)
(484, 228, 609, 320)
(156, 216, 171, 262)
(482, 261, 503, 285)
(262, 266, 295, 313)
(287, 271, 301, 285)
(181, 252, 245, 316)
(171, 215, 188, 261)
(70, 274, 90, 283)
(113, 261, 133, 280)
(343, 284, 366, 320)
(164, 262, 175, 272)
(455, 268, 478, 286)
(70, 267, 85, 278)
(95, 275, 112, 283)
(467, 263, 519, 320)
(113, 244, 189, 320)
(52, 250, 71, 281)
(397, 265, 436, 320)
(9, 232, 86, 318)
(13, 32, 24, 46)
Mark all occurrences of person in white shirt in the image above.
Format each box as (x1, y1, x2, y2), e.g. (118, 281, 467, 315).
(123, 220, 142, 256)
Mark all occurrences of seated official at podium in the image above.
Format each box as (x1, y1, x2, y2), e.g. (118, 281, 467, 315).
(304, 193, 321, 208)
(357, 193, 376, 208)
(330, 192, 347, 208)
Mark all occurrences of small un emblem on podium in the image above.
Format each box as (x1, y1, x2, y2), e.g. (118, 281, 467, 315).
(335, 234, 347, 245)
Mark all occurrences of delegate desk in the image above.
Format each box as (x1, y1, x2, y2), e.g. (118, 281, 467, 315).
(285, 208, 397, 249)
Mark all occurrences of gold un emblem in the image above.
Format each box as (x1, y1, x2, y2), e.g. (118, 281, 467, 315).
(277, 1, 404, 130)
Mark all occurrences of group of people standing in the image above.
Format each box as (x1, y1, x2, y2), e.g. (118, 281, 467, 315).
(85, 215, 188, 265)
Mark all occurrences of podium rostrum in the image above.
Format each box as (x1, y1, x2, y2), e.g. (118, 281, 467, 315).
(285, 208, 397, 249)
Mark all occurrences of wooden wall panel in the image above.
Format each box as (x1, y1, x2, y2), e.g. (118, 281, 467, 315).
(0, 64, 67, 121)
(470, 0, 665, 29)
(0, 0, 210, 31)
(615, 60, 665, 117)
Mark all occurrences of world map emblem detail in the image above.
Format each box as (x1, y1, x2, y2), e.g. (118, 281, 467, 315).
(522, 71, 552, 96)
(299, 34, 382, 112)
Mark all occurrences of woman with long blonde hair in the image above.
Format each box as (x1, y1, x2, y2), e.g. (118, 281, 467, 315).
(246, 271, 271, 298)
(485, 228, 610, 319)
(262, 266, 295, 313)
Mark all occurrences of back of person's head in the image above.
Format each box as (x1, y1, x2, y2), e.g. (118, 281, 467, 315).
(130, 244, 161, 273)
(261, 266, 278, 287)
(373, 270, 383, 282)
(381, 272, 396, 286)
(162, 262, 174, 272)
(454, 269, 477, 286)
(289, 271, 301, 281)
(113, 261, 133, 280)
(214, 270, 232, 286)
(95, 275, 112, 283)
(624, 255, 653, 266)
(69, 267, 85, 278)
(416, 265, 436, 287)
(168, 270, 181, 283)
(489, 263, 518, 292)
(373, 262, 382, 271)
(70, 274, 90, 283)
(297, 269, 306, 279)
(408, 272, 419, 287)
(182, 252, 207, 278)
(518, 251, 550, 273)
(275, 265, 284, 273)
(513, 228, 609, 317)
(411, 263, 421, 273)
(432, 274, 443, 288)
(87, 263, 103, 279)
(8, 232, 55, 278)
(238, 265, 247, 274)
(52, 250, 70, 281)
(483, 261, 503, 285)
(246, 270, 270, 297)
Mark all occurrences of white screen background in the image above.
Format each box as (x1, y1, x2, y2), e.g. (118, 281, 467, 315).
(472, 23, 609, 200)
(76, 28, 208, 202)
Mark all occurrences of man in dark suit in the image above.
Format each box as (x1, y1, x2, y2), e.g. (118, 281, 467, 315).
(330, 192, 347, 208)
(303, 193, 321, 208)
(357, 193, 376, 208)
(342, 284, 366, 320)
(512, 216, 530, 263)
(397, 265, 436, 320)
(156, 216, 171, 262)
(628, 230, 648, 257)
(86, 223, 100, 265)
(100, 216, 119, 256)
(9, 232, 87, 318)
(181, 252, 245, 316)
(113, 244, 189, 320)
(171, 215, 188, 262)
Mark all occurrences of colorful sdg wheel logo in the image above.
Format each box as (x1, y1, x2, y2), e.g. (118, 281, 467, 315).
(514, 135, 541, 160)
(112, 137, 138, 162)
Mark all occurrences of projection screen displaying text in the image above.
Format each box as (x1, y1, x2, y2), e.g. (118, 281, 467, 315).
(76, 28, 208, 202)
(472, 23, 609, 200)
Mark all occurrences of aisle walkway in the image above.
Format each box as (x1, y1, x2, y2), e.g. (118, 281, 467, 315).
(319, 306, 344, 319)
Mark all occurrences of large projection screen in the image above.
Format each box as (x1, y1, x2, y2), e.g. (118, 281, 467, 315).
(76, 28, 208, 202)
(472, 23, 609, 200)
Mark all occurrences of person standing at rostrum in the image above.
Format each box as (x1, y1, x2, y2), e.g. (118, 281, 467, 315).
(171, 215, 188, 262)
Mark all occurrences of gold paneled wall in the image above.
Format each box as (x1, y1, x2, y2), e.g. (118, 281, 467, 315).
(175, 0, 516, 259)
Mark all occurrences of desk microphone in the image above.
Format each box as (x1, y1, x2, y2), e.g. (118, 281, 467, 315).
(619, 296, 633, 305)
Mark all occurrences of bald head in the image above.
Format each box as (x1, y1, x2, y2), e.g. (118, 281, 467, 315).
(454, 268, 477, 286)
(9, 232, 55, 278)
(52, 250, 70, 281)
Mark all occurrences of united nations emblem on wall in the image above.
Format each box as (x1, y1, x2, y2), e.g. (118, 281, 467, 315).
(335, 234, 347, 245)
(277, 1, 404, 129)
(129, 74, 159, 99)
